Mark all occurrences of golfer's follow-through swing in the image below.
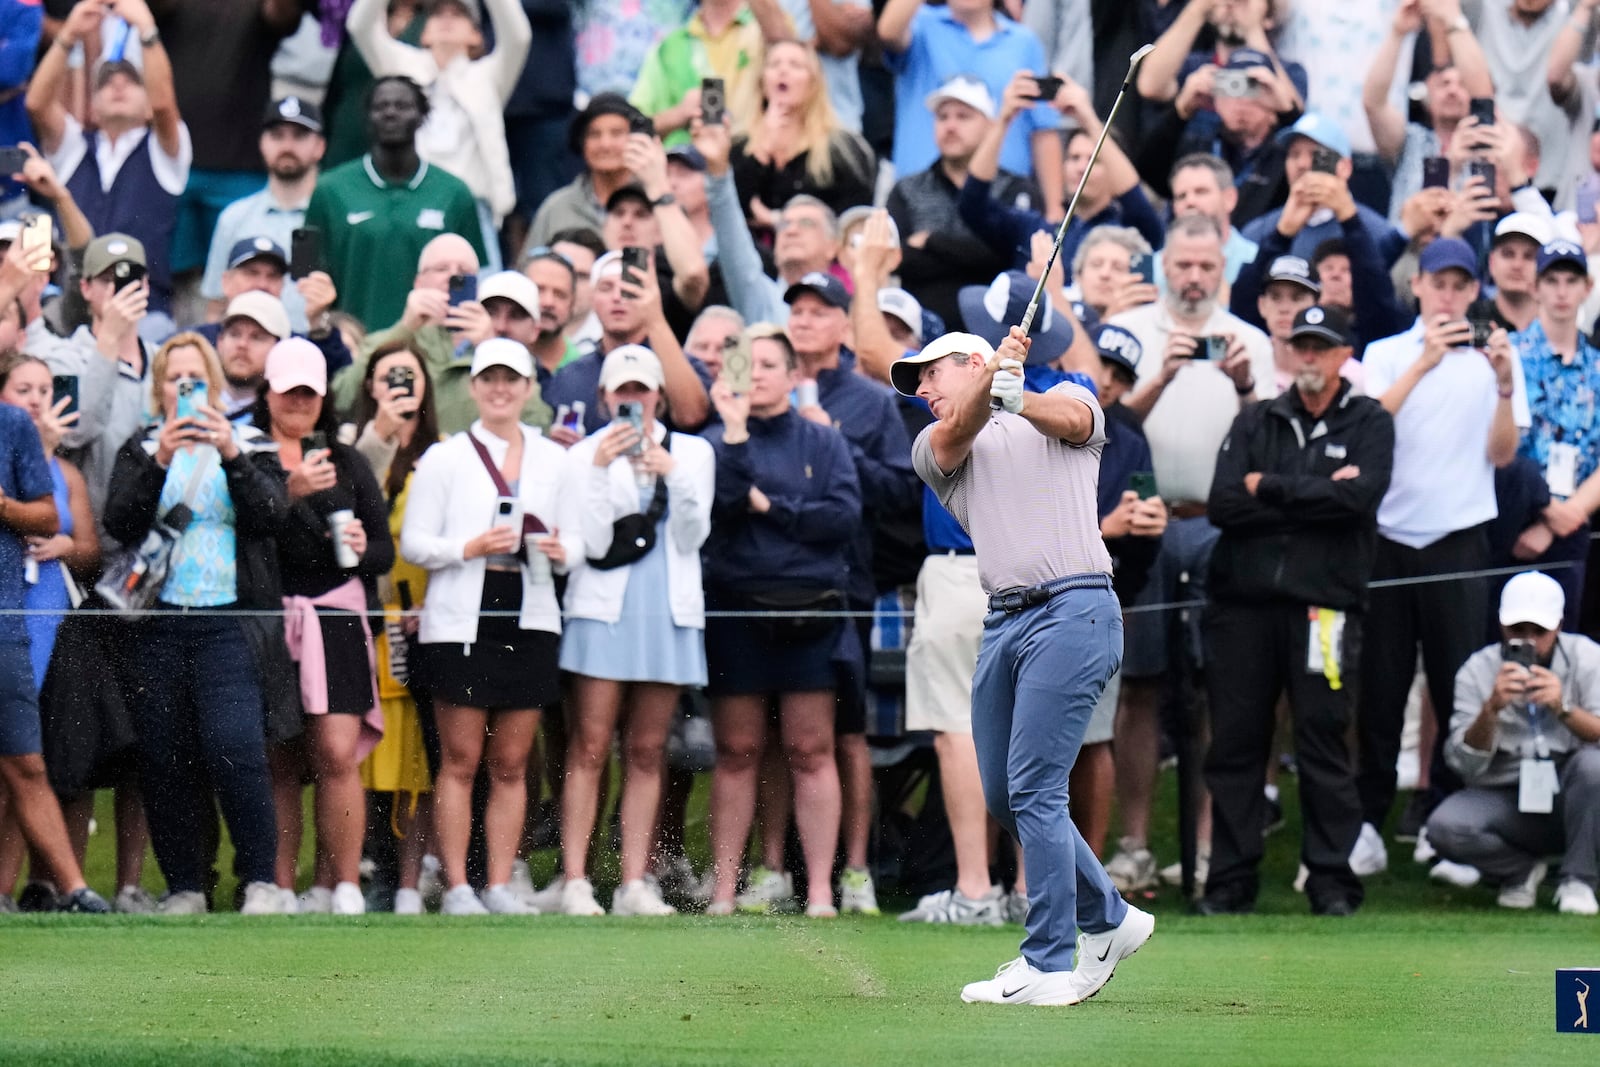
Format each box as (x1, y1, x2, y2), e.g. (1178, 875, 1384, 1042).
(890, 45, 1158, 1006)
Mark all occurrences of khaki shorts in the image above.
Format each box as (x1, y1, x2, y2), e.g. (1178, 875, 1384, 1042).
(905, 554, 987, 734)
(1083, 669, 1121, 747)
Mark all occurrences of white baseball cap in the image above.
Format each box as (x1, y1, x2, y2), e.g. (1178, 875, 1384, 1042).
(878, 288, 923, 342)
(599, 344, 663, 392)
(889, 331, 995, 397)
(264, 337, 327, 396)
(1498, 571, 1565, 631)
(477, 270, 540, 317)
(1493, 212, 1553, 247)
(591, 250, 625, 285)
(924, 75, 998, 121)
(224, 291, 292, 341)
(470, 337, 534, 379)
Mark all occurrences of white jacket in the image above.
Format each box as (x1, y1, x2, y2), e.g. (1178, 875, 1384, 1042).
(401, 422, 583, 644)
(563, 425, 713, 628)
(347, 0, 530, 223)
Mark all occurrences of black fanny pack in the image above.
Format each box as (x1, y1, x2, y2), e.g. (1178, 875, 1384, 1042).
(588, 434, 671, 571)
(738, 586, 846, 645)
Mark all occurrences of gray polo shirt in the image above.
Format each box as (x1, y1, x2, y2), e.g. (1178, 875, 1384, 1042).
(912, 382, 1113, 594)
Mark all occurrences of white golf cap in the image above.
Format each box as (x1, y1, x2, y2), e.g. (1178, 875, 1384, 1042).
(223, 290, 292, 340)
(924, 75, 997, 121)
(470, 336, 534, 379)
(1493, 212, 1553, 247)
(878, 287, 923, 342)
(1498, 571, 1565, 631)
(599, 343, 663, 392)
(477, 270, 540, 317)
(889, 331, 995, 397)
(591, 249, 625, 285)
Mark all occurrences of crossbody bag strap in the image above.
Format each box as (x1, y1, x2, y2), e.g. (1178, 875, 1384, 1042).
(466, 430, 513, 497)
(644, 431, 671, 521)
(161, 445, 219, 525)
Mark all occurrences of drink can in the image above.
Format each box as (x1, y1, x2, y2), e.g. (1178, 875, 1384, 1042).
(795, 379, 819, 409)
(524, 534, 552, 584)
(328, 509, 360, 568)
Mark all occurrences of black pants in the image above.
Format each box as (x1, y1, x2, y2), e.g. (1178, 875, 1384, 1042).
(1357, 528, 1488, 827)
(1203, 602, 1364, 909)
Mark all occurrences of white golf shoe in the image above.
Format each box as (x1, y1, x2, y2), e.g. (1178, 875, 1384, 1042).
(960, 957, 1079, 1006)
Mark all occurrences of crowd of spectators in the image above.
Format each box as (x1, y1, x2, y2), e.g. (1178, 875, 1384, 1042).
(0, 0, 1598, 920)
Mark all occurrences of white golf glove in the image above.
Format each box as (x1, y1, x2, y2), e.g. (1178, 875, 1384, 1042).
(990, 358, 1025, 414)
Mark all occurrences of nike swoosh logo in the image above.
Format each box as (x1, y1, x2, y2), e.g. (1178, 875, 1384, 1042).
(1001, 985, 1027, 999)
(347, 211, 374, 224)
(1096, 945, 1112, 962)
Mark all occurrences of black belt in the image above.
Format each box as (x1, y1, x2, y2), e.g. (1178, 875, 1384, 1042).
(932, 547, 976, 556)
(987, 572, 1112, 614)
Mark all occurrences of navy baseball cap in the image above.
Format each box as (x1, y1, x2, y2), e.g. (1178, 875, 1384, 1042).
(1537, 239, 1588, 277)
(666, 145, 707, 171)
(1225, 48, 1273, 72)
(1417, 237, 1479, 279)
(784, 271, 851, 310)
(605, 183, 652, 212)
(1265, 255, 1321, 294)
(1093, 324, 1143, 377)
(227, 236, 288, 272)
(1288, 305, 1352, 347)
(957, 270, 1074, 367)
(264, 95, 323, 133)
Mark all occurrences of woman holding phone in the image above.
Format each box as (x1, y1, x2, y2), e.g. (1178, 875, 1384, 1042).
(103, 334, 290, 914)
(551, 345, 714, 917)
(255, 338, 394, 916)
(701, 325, 860, 917)
(401, 339, 582, 915)
(351, 340, 442, 915)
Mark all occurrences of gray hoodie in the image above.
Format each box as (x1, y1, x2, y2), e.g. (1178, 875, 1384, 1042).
(1447, 633, 1600, 787)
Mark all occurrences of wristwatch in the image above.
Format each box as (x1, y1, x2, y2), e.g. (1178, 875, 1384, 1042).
(140, 27, 162, 48)
(1447, 14, 1470, 35)
(650, 193, 677, 209)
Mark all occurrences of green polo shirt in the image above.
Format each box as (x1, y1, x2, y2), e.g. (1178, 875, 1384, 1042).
(305, 155, 487, 330)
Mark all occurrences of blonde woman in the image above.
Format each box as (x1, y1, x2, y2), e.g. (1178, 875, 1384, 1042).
(731, 40, 876, 228)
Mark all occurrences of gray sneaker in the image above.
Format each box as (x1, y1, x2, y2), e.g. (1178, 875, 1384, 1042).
(898, 885, 1005, 925)
(114, 885, 158, 914)
(1002, 890, 1029, 925)
(156, 891, 208, 915)
(1105, 837, 1158, 893)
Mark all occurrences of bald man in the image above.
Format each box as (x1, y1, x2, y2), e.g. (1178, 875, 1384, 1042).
(331, 234, 552, 432)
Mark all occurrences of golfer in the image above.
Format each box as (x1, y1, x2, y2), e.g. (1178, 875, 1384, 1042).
(892, 326, 1154, 1006)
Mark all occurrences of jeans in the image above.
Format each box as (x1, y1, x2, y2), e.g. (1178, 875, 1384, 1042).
(124, 608, 276, 893)
(970, 577, 1127, 972)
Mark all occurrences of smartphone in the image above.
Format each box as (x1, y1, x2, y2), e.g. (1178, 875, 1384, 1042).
(22, 214, 51, 260)
(1503, 638, 1537, 669)
(617, 400, 645, 456)
(1190, 335, 1227, 361)
(700, 77, 726, 126)
(1469, 318, 1494, 348)
(384, 364, 416, 402)
(289, 226, 322, 280)
(0, 146, 26, 176)
(1031, 75, 1064, 101)
(175, 379, 206, 422)
(1469, 97, 1496, 128)
(1421, 156, 1451, 190)
(113, 260, 146, 293)
(629, 112, 656, 138)
(492, 495, 523, 532)
(1129, 471, 1158, 500)
(447, 273, 477, 307)
(301, 431, 329, 460)
(620, 246, 648, 291)
(51, 374, 78, 421)
(1310, 146, 1340, 175)
(1130, 252, 1155, 285)
(1466, 159, 1497, 191)
(720, 334, 752, 393)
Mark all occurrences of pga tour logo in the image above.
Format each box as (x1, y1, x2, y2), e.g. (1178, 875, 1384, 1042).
(1557, 969, 1597, 1034)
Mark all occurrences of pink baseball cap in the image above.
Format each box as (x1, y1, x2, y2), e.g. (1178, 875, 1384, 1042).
(264, 337, 327, 396)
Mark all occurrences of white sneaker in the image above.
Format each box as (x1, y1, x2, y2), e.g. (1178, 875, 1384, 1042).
(277, 886, 299, 913)
(1429, 860, 1481, 888)
(1497, 861, 1547, 910)
(418, 856, 444, 912)
(898, 886, 1005, 925)
(393, 888, 424, 915)
(114, 885, 157, 914)
(960, 957, 1079, 1006)
(156, 890, 207, 915)
(1070, 905, 1155, 1003)
(508, 859, 539, 909)
(805, 902, 838, 918)
(736, 866, 795, 914)
(704, 899, 735, 916)
(441, 883, 488, 915)
(561, 876, 606, 916)
(1349, 823, 1389, 877)
(1159, 848, 1209, 894)
(297, 885, 334, 914)
(1105, 838, 1158, 893)
(838, 867, 879, 915)
(612, 878, 677, 916)
(482, 883, 538, 915)
(1555, 879, 1599, 916)
(1292, 864, 1309, 893)
(1413, 827, 1438, 865)
(240, 881, 286, 915)
(331, 881, 366, 915)
(525, 875, 564, 913)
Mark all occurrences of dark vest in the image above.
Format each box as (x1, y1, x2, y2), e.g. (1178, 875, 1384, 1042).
(65, 129, 178, 312)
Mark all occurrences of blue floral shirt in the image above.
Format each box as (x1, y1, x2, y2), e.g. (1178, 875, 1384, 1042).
(1512, 318, 1600, 496)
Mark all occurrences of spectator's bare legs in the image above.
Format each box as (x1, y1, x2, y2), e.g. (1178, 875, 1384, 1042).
(709, 695, 769, 906)
(757, 744, 789, 873)
(396, 794, 431, 891)
(267, 743, 305, 889)
(0, 754, 89, 893)
(780, 690, 841, 910)
(113, 782, 148, 891)
(837, 733, 872, 870)
(1415, 688, 1436, 792)
(307, 716, 366, 890)
(0, 800, 21, 894)
(1070, 741, 1116, 859)
(616, 683, 681, 884)
(434, 703, 491, 889)
(481, 711, 539, 890)
(560, 677, 626, 882)
(1114, 678, 1163, 845)
(934, 732, 993, 899)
